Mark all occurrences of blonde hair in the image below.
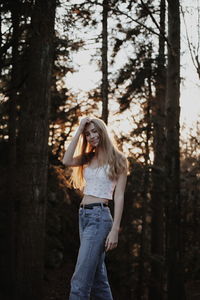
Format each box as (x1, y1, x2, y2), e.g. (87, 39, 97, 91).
(71, 118, 128, 190)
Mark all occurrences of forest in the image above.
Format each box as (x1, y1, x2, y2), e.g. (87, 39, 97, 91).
(0, 0, 200, 299)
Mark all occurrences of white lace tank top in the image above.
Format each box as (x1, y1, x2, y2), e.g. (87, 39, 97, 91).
(83, 165, 117, 200)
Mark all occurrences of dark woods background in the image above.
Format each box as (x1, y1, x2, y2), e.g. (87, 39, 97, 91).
(0, 0, 199, 300)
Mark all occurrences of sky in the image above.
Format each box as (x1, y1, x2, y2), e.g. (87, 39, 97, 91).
(180, 0, 200, 129)
(64, 1, 200, 136)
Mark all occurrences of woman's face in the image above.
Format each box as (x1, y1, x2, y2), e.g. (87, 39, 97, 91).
(84, 122, 100, 148)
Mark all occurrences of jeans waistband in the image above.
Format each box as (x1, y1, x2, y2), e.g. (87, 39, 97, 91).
(80, 202, 108, 209)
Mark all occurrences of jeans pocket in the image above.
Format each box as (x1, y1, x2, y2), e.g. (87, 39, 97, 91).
(79, 208, 83, 215)
(102, 212, 113, 223)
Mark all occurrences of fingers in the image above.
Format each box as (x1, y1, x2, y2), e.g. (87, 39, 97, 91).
(84, 116, 91, 122)
(84, 117, 91, 123)
(106, 243, 117, 252)
(105, 232, 118, 251)
(79, 117, 91, 131)
(105, 240, 118, 252)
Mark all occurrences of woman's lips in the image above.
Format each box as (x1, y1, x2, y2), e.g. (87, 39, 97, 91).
(91, 139, 99, 144)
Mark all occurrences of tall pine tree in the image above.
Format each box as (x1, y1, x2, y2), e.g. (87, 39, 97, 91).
(15, 1, 56, 299)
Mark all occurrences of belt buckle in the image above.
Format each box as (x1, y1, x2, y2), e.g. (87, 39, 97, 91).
(80, 203, 93, 209)
(86, 204, 93, 209)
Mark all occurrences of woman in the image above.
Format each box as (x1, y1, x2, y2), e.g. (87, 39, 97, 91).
(62, 117, 127, 300)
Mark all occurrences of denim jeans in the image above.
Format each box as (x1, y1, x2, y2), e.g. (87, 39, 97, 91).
(69, 203, 113, 300)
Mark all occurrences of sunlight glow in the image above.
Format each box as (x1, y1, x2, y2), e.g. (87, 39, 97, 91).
(64, 1, 200, 139)
(65, 51, 200, 131)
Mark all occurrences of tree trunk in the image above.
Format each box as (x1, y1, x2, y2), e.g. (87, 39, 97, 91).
(101, 0, 109, 124)
(165, 1, 186, 299)
(0, 4, 2, 75)
(16, 1, 56, 300)
(6, 1, 20, 298)
(149, 1, 166, 299)
(136, 63, 152, 300)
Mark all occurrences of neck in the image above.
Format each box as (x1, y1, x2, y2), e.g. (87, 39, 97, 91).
(94, 147, 104, 164)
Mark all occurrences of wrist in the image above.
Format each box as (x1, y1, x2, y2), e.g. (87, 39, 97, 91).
(76, 128, 83, 135)
(111, 226, 120, 232)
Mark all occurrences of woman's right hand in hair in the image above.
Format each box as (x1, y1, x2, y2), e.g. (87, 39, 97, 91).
(78, 117, 91, 133)
(62, 116, 91, 167)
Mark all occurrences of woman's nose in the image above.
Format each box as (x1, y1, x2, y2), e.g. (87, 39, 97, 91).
(90, 133, 95, 138)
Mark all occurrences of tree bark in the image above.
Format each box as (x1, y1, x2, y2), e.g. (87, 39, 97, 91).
(16, 1, 56, 299)
(101, 0, 109, 124)
(165, 1, 186, 299)
(149, 1, 166, 299)
(7, 1, 20, 297)
(136, 61, 152, 300)
(0, 4, 2, 75)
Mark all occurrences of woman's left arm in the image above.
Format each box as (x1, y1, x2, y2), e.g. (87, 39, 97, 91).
(105, 172, 127, 251)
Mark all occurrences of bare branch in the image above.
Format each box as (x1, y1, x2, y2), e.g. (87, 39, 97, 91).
(112, 7, 170, 47)
(181, 5, 200, 79)
(139, 0, 170, 47)
(67, 0, 170, 47)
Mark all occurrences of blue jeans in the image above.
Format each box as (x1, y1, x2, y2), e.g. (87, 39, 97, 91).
(69, 203, 113, 300)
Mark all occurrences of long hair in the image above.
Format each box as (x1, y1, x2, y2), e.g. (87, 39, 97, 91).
(71, 118, 128, 190)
